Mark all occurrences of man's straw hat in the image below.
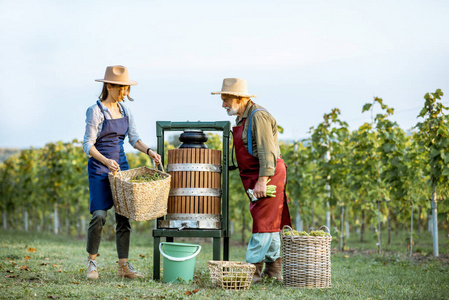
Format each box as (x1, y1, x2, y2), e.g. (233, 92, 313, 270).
(211, 78, 256, 98)
(95, 65, 137, 86)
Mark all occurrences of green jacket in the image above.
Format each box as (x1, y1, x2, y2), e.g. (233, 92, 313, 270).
(235, 101, 281, 177)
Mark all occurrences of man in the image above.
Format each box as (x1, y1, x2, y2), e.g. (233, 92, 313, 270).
(212, 78, 291, 283)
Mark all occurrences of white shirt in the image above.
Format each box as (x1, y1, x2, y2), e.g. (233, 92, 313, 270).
(82, 101, 141, 156)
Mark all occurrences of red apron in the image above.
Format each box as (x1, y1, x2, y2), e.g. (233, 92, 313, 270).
(233, 111, 291, 233)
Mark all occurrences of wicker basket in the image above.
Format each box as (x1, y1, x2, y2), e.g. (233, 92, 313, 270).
(281, 225, 331, 288)
(108, 166, 171, 221)
(208, 261, 256, 291)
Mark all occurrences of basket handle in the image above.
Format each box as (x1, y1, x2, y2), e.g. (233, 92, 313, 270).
(113, 169, 123, 178)
(153, 160, 165, 173)
(282, 225, 294, 236)
(282, 225, 301, 242)
(319, 225, 331, 234)
(282, 225, 306, 243)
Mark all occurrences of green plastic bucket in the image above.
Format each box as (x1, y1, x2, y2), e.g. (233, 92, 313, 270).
(159, 242, 201, 283)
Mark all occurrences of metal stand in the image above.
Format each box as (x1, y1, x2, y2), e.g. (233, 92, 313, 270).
(152, 121, 231, 280)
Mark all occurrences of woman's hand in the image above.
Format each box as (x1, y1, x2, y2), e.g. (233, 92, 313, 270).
(89, 146, 120, 172)
(253, 176, 268, 199)
(148, 149, 161, 165)
(104, 158, 120, 172)
(133, 141, 161, 166)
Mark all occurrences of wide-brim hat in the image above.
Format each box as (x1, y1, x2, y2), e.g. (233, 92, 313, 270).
(95, 65, 137, 86)
(211, 78, 256, 98)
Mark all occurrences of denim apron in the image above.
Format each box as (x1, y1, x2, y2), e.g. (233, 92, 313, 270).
(88, 101, 130, 213)
(233, 105, 291, 233)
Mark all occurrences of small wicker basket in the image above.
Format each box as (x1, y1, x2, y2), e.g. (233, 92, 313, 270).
(281, 225, 332, 288)
(208, 261, 256, 291)
(108, 166, 171, 221)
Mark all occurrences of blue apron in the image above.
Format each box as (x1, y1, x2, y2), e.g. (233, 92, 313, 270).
(88, 101, 130, 213)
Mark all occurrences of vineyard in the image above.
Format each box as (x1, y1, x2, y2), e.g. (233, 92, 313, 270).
(1, 90, 449, 257)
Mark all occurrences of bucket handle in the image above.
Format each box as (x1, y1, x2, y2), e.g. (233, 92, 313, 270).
(159, 243, 201, 262)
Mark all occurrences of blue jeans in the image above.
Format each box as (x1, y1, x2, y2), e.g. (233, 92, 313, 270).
(246, 232, 280, 263)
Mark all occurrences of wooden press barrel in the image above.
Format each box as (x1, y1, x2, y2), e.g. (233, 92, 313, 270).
(167, 148, 221, 215)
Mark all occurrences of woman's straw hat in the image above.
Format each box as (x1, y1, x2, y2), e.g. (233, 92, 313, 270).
(211, 78, 256, 98)
(95, 65, 137, 86)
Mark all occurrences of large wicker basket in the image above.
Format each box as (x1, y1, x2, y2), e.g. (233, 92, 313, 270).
(281, 225, 331, 288)
(208, 261, 256, 291)
(108, 166, 171, 221)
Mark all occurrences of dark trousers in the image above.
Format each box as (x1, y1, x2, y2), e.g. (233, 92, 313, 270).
(86, 210, 131, 259)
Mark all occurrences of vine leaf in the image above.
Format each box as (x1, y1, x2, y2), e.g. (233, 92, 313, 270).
(362, 103, 372, 112)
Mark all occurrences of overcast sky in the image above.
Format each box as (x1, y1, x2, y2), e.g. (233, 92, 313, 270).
(1, 0, 448, 152)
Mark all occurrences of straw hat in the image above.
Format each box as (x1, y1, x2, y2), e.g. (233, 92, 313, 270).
(211, 78, 256, 98)
(95, 65, 137, 86)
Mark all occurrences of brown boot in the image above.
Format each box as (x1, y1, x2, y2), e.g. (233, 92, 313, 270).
(118, 262, 144, 279)
(251, 261, 264, 284)
(261, 257, 282, 282)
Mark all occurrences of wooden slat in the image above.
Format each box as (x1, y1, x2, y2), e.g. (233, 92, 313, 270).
(171, 149, 175, 213)
(202, 149, 206, 214)
(194, 148, 199, 213)
(212, 150, 216, 214)
(199, 148, 204, 213)
(186, 149, 191, 213)
(167, 150, 171, 213)
(170, 150, 174, 214)
(172, 150, 175, 213)
(206, 149, 211, 214)
(209, 149, 213, 214)
(177, 150, 182, 214)
(168, 149, 172, 213)
(172, 150, 176, 213)
(214, 150, 220, 214)
(216, 150, 220, 214)
(189, 148, 194, 213)
(183, 149, 188, 213)
(213, 150, 218, 214)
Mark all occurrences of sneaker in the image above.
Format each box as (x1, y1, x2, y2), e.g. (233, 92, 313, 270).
(117, 262, 144, 279)
(87, 259, 98, 280)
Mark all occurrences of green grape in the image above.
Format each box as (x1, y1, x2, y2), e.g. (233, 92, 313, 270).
(284, 230, 308, 236)
(294, 231, 309, 236)
(129, 173, 164, 183)
(309, 230, 330, 237)
(222, 272, 248, 287)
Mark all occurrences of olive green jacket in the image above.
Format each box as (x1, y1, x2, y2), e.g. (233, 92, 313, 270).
(235, 101, 280, 177)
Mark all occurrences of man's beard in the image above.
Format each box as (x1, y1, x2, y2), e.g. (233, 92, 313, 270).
(225, 103, 239, 116)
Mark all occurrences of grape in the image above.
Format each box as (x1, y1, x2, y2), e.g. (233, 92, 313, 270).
(284, 229, 329, 237)
(128, 173, 164, 183)
(309, 230, 330, 237)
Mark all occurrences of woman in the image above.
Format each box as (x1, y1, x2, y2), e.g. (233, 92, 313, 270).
(82, 65, 161, 280)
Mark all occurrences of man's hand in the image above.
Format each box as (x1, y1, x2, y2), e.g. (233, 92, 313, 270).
(253, 176, 269, 199)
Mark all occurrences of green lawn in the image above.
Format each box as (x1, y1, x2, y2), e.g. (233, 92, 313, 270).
(0, 229, 448, 299)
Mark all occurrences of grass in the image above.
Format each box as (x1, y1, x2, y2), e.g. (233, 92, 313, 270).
(0, 228, 448, 299)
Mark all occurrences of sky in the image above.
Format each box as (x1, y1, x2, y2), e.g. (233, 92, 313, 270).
(1, 0, 448, 152)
